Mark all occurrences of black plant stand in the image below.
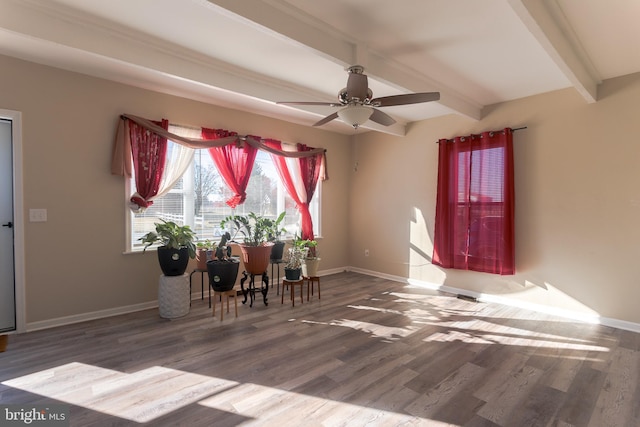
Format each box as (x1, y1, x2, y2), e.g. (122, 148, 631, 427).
(240, 271, 269, 307)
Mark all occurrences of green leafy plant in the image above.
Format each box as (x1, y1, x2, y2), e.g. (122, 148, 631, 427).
(220, 212, 274, 246)
(139, 220, 197, 258)
(302, 239, 318, 259)
(196, 239, 214, 249)
(213, 232, 233, 261)
(267, 211, 287, 242)
(285, 236, 308, 270)
(288, 233, 318, 259)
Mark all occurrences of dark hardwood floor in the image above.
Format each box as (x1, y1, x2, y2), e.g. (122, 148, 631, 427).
(1, 272, 639, 426)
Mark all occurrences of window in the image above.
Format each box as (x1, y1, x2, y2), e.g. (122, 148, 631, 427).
(432, 129, 515, 275)
(126, 125, 320, 252)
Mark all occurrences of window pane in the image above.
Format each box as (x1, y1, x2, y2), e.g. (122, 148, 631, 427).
(128, 127, 320, 251)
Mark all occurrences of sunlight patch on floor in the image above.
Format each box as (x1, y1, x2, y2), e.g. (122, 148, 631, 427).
(198, 382, 454, 426)
(423, 325, 609, 352)
(301, 316, 420, 341)
(2, 362, 456, 426)
(2, 362, 238, 423)
(303, 292, 611, 355)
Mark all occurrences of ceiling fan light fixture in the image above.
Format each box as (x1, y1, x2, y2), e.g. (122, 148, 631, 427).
(337, 105, 373, 128)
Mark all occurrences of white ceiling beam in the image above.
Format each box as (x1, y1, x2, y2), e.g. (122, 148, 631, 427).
(206, 0, 482, 120)
(508, 0, 600, 103)
(0, 1, 350, 117)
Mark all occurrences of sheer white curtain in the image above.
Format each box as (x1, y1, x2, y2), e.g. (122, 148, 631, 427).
(129, 125, 197, 212)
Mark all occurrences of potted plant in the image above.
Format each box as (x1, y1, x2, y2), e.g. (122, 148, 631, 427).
(196, 239, 214, 270)
(284, 236, 308, 280)
(221, 212, 274, 275)
(139, 220, 197, 276)
(301, 239, 321, 277)
(268, 211, 287, 261)
(206, 232, 240, 292)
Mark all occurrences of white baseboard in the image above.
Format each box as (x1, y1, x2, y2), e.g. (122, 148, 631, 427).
(27, 268, 346, 332)
(26, 301, 158, 332)
(26, 267, 640, 334)
(346, 266, 640, 334)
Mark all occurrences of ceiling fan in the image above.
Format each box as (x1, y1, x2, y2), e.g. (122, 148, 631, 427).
(277, 65, 440, 129)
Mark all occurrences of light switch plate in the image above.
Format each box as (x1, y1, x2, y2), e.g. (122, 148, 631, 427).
(29, 208, 47, 222)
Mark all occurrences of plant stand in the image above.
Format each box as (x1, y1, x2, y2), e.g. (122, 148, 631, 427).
(240, 271, 269, 307)
(189, 268, 207, 302)
(158, 274, 190, 319)
(212, 289, 238, 321)
(281, 279, 305, 306)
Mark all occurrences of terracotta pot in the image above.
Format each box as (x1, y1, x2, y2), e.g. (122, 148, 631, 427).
(239, 243, 274, 275)
(196, 247, 208, 270)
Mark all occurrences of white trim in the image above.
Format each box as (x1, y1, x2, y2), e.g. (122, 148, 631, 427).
(26, 300, 158, 332)
(24, 266, 640, 334)
(346, 266, 640, 334)
(26, 266, 346, 332)
(0, 109, 25, 334)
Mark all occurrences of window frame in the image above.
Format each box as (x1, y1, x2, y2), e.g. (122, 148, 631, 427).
(124, 135, 321, 254)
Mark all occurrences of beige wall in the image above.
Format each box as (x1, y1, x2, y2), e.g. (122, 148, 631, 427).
(4, 50, 640, 328)
(0, 55, 350, 325)
(349, 72, 640, 325)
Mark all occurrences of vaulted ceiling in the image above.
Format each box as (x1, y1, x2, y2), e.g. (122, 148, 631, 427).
(1, 0, 639, 136)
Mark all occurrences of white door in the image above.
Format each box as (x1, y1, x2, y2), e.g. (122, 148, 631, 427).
(0, 118, 16, 332)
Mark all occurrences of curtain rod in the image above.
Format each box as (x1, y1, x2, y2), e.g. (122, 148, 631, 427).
(436, 126, 527, 143)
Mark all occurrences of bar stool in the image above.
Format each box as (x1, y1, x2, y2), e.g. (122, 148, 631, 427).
(212, 289, 238, 320)
(281, 279, 305, 307)
(305, 276, 321, 300)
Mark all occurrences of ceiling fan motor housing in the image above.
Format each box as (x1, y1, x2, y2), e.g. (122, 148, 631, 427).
(277, 64, 440, 128)
(339, 87, 373, 105)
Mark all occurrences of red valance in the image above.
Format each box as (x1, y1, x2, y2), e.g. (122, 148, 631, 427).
(111, 114, 328, 179)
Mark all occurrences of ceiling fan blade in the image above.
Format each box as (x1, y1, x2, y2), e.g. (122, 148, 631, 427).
(346, 72, 369, 101)
(277, 101, 341, 107)
(371, 92, 440, 107)
(369, 108, 396, 126)
(313, 112, 339, 127)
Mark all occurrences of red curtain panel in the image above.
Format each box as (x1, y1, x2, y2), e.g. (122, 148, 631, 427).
(202, 128, 256, 209)
(433, 128, 515, 275)
(129, 119, 169, 210)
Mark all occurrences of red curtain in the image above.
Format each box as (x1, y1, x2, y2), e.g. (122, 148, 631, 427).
(264, 140, 322, 240)
(202, 128, 256, 208)
(129, 119, 169, 210)
(432, 128, 515, 275)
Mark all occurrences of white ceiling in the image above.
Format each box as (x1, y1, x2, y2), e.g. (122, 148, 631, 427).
(1, 0, 639, 136)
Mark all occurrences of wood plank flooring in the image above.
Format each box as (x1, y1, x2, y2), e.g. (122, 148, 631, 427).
(1, 272, 639, 426)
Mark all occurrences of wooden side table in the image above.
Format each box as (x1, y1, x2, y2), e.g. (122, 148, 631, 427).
(212, 289, 238, 321)
(281, 279, 305, 306)
(305, 276, 321, 300)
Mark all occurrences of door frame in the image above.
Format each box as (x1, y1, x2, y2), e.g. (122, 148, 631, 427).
(1, 109, 25, 333)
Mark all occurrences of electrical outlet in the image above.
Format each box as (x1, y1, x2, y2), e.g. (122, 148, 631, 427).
(364, 249, 369, 257)
(29, 208, 47, 222)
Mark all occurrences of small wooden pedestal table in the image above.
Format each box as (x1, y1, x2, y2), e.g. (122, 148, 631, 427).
(304, 276, 321, 300)
(212, 289, 238, 320)
(281, 278, 305, 307)
(158, 274, 190, 319)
